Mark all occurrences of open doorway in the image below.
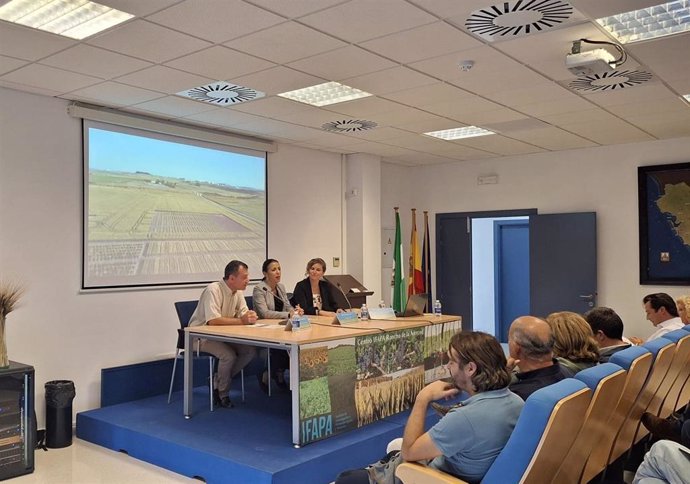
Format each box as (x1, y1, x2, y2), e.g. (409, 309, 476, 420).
(436, 210, 596, 342)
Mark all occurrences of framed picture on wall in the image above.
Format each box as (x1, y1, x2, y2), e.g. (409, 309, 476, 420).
(638, 162, 690, 285)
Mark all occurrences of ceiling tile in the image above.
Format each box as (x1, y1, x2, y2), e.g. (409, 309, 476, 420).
(299, 0, 437, 43)
(579, 82, 673, 106)
(460, 108, 531, 126)
(287, 46, 397, 81)
(455, 135, 545, 156)
(115, 65, 213, 94)
(361, 21, 482, 64)
(569, 0, 663, 20)
(393, 115, 460, 134)
(421, 96, 506, 120)
(405, 0, 472, 19)
(508, 126, 598, 150)
(62, 81, 163, 106)
(148, 0, 285, 43)
(280, 107, 358, 129)
(0, 80, 62, 97)
(540, 108, 615, 126)
(0, 55, 28, 76)
(228, 22, 346, 64)
(183, 108, 268, 129)
(560, 119, 655, 144)
(0, 64, 101, 94)
(343, 66, 437, 96)
(245, 0, 349, 18)
(129, 96, 217, 117)
(606, 97, 690, 118)
(40, 45, 152, 80)
(382, 82, 473, 107)
(87, 20, 211, 63)
(232, 66, 325, 96)
(101, 0, 181, 17)
(0, 22, 75, 61)
(231, 96, 313, 117)
(322, 97, 405, 117)
(165, 46, 275, 81)
(333, 126, 413, 142)
(517, 95, 596, 117)
(484, 82, 575, 107)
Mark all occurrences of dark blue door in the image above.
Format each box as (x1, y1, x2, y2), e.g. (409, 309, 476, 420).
(529, 212, 597, 316)
(494, 221, 529, 342)
(436, 213, 472, 331)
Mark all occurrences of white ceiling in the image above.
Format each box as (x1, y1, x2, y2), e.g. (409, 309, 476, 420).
(1, 0, 689, 166)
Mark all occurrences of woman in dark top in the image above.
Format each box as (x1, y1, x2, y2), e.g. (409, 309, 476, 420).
(292, 258, 340, 317)
(252, 258, 303, 392)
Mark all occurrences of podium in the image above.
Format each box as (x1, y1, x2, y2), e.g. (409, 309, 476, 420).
(325, 275, 374, 309)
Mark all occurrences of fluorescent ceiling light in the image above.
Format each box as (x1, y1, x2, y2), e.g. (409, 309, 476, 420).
(0, 0, 133, 39)
(424, 126, 495, 140)
(596, 1, 690, 44)
(277, 82, 372, 107)
(683, 94, 690, 103)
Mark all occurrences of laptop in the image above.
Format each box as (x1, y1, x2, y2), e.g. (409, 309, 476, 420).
(396, 293, 429, 317)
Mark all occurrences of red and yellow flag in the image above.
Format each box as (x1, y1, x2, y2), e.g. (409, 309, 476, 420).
(408, 209, 424, 295)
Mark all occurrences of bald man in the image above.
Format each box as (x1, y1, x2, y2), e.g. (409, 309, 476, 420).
(508, 316, 574, 400)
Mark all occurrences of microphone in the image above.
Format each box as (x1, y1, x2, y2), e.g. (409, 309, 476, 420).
(262, 285, 295, 313)
(323, 277, 352, 311)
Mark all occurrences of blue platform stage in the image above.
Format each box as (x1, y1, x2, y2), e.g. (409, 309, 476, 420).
(77, 378, 445, 484)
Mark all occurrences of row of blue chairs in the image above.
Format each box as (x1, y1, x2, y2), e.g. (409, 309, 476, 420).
(396, 325, 690, 484)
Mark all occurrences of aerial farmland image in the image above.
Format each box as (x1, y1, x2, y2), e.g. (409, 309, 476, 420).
(85, 125, 266, 288)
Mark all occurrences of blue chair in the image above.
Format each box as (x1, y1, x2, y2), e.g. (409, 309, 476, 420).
(554, 363, 627, 483)
(167, 300, 245, 411)
(396, 379, 592, 484)
(657, 329, 690, 417)
(581, 346, 653, 482)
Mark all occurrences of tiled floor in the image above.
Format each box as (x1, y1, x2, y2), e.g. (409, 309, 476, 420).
(15, 439, 192, 483)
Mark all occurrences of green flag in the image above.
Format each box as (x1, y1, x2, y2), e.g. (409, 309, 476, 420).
(392, 208, 406, 312)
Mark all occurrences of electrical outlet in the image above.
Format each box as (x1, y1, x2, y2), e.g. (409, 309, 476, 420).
(333, 257, 340, 267)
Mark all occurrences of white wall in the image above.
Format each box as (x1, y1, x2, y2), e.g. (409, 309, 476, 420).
(471, 218, 496, 334)
(403, 137, 690, 340)
(0, 87, 344, 425)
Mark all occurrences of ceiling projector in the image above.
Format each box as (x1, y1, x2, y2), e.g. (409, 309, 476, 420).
(565, 48, 616, 76)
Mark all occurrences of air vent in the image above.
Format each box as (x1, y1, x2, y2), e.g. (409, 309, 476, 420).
(322, 120, 378, 133)
(567, 69, 653, 92)
(176, 82, 265, 106)
(465, 0, 574, 41)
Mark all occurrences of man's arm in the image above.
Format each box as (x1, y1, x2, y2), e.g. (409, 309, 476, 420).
(401, 380, 459, 462)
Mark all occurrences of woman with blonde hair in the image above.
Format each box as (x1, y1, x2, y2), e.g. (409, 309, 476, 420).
(546, 311, 600, 374)
(676, 295, 690, 325)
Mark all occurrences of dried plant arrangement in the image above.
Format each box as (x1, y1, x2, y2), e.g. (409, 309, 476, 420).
(0, 282, 24, 368)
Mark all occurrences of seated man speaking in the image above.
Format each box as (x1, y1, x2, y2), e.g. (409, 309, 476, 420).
(189, 260, 258, 408)
(336, 332, 524, 484)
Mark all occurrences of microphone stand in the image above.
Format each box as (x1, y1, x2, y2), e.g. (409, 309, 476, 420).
(324, 277, 352, 312)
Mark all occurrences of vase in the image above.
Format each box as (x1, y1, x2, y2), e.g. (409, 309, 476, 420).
(0, 314, 8, 368)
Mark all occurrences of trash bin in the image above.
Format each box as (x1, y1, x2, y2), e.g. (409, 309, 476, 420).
(45, 380, 76, 448)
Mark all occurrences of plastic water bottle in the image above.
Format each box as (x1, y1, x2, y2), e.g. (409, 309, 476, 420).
(434, 299, 442, 317)
(360, 304, 369, 320)
(291, 310, 301, 330)
(378, 299, 386, 309)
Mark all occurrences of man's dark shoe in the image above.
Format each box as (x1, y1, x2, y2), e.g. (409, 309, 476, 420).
(217, 395, 234, 408)
(641, 412, 681, 442)
(212, 388, 221, 406)
(430, 402, 451, 417)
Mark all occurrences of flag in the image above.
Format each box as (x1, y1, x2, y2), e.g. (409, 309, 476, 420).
(422, 210, 432, 311)
(392, 207, 406, 313)
(408, 209, 424, 296)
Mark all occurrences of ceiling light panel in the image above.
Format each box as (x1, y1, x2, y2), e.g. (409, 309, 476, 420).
(424, 126, 495, 140)
(0, 0, 133, 39)
(277, 82, 372, 107)
(683, 94, 690, 103)
(596, 1, 690, 44)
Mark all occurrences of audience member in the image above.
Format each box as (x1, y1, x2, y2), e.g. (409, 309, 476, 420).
(252, 258, 303, 392)
(292, 258, 341, 317)
(584, 307, 631, 363)
(189, 260, 258, 408)
(633, 440, 690, 484)
(546, 311, 600, 373)
(630, 293, 684, 344)
(336, 332, 524, 484)
(508, 316, 573, 400)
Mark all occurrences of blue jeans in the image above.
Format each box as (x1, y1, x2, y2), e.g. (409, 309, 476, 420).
(633, 440, 690, 484)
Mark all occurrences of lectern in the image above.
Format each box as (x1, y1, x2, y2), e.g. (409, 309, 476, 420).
(325, 275, 374, 309)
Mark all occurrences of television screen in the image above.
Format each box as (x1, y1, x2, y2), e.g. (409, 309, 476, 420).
(83, 120, 267, 289)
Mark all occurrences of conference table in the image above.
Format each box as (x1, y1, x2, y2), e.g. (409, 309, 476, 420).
(183, 313, 461, 446)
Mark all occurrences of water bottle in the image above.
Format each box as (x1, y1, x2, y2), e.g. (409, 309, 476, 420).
(434, 299, 442, 317)
(378, 299, 386, 309)
(360, 303, 369, 320)
(291, 310, 301, 330)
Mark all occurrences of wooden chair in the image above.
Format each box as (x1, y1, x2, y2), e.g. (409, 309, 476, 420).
(580, 346, 652, 483)
(396, 379, 592, 484)
(610, 338, 674, 460)
(657, 330, 690, 418)
(552, 363, 626, 483)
